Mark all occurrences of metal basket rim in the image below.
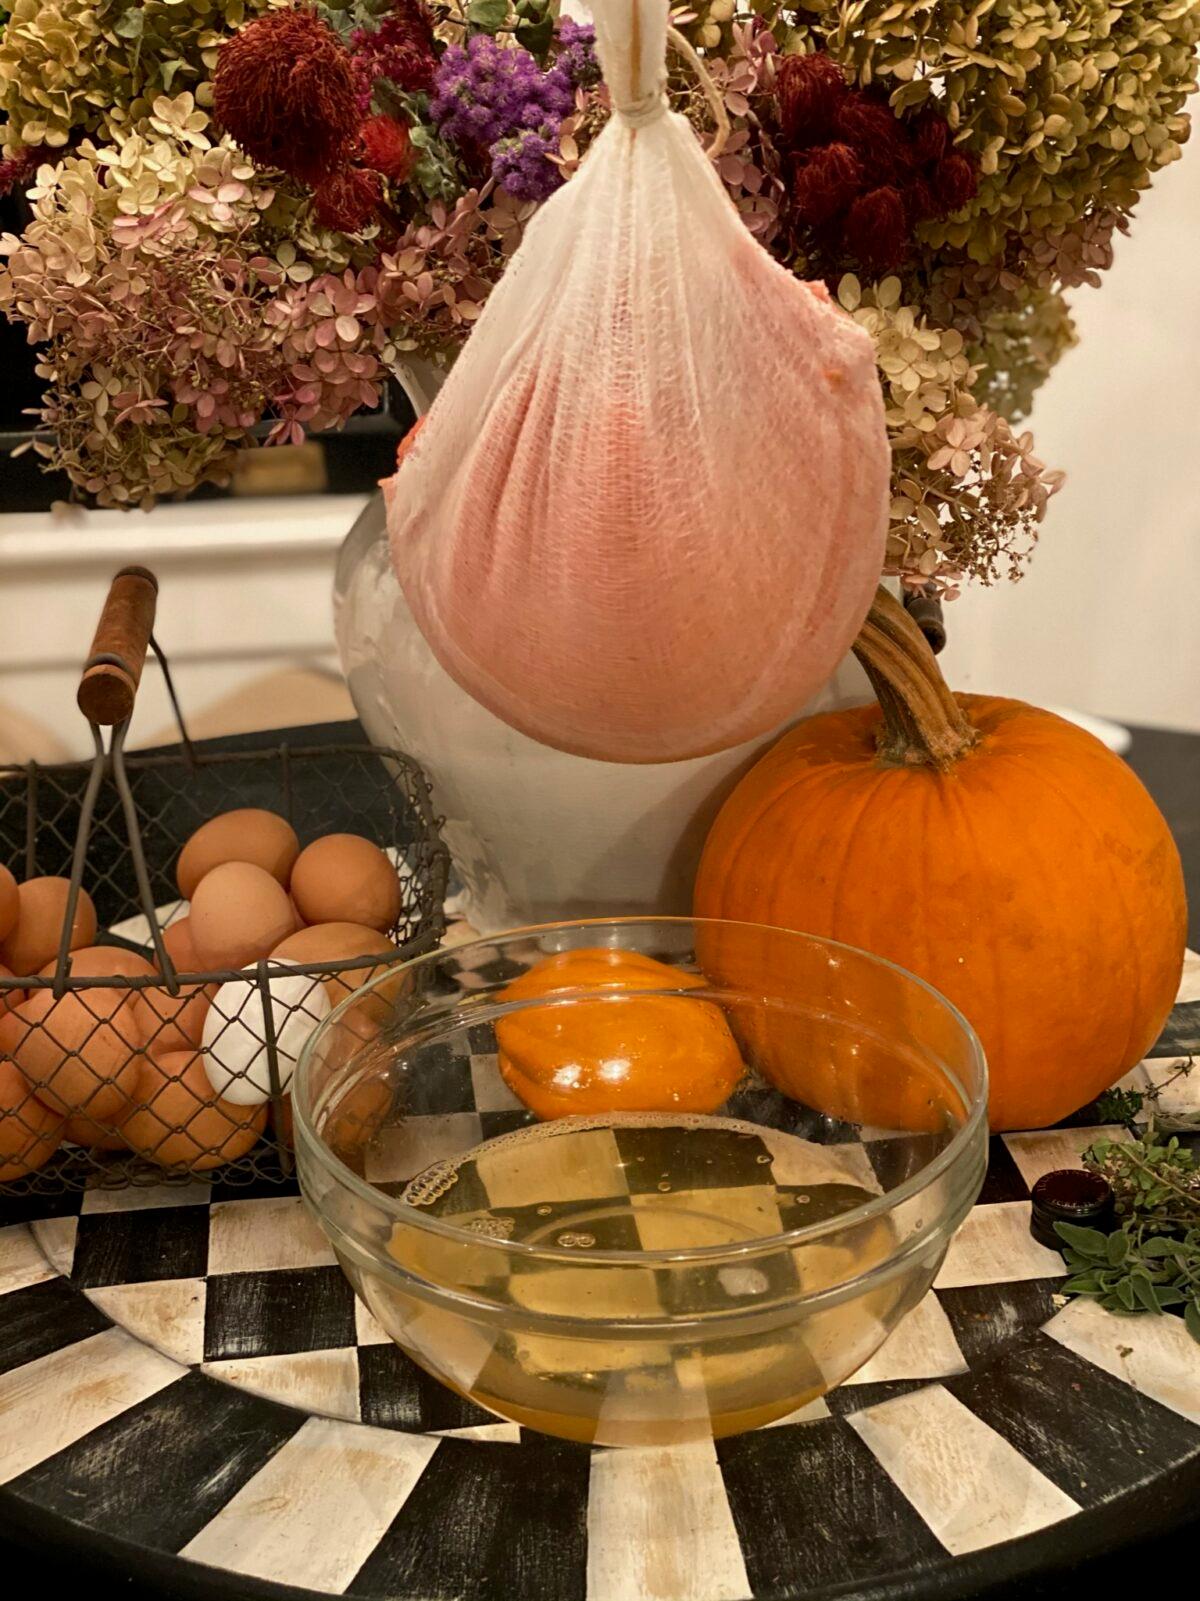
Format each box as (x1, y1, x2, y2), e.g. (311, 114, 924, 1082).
(1, 737, 449, 994)
(0, 940, 440, 992)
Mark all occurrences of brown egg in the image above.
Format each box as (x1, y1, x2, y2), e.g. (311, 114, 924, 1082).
(159, 915, 200, 976)
(323, 1061, 393, 1158)
(270, 922, 399, 1013)
(41, 946, 157, 982)
(0, 963, 24, 1020)
(290, 835, 402, 933)
(274, 1005, 386, 1154)
(136, 917, 215, 1055)
(0, 864, 17, 944)
(189, 862, 296, 971)
(57, 1108, 129, 1151)
(122, 1050, 267, 1171)
(176, 809, 300, 900)
(0, 1058, 64, 1181)
(0, 877, 97, 977)
(136, 983, 217, 1057)
(6, 984, 143, 1120)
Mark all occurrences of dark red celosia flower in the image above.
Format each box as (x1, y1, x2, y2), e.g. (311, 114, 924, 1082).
(313, 166, 384, 232)
(351, 0, 438, 106)
(792, 143, 863, 226)
(903, 176, 938, 226)
(832, 95, 912, 183)
(0, 145, 40, 198)
(775, 50, 978, 273)
(776, 52, 848, 146)
(843, 186, 909, 274)
(359, 114, 414, 183)
(214, 11, 360, 186)
(912, 110, 950, 165)
(934, 152, 978, 213)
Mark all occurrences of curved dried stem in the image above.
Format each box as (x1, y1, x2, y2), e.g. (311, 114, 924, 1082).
(852, 587, 979, 770)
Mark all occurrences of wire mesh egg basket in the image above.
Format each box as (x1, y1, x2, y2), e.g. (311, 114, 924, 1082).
(0, 567, 448, 1195)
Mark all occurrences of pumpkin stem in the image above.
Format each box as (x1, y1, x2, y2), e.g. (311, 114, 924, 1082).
(852, 587, 979, 770)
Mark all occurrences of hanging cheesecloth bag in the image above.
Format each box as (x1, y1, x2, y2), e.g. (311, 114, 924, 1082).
(385, 0, 890, 763)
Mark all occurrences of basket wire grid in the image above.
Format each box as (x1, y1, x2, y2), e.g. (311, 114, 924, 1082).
(0, 567, 448, 1195)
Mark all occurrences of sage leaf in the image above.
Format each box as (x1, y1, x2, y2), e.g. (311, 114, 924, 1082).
(1106, 1230, 1129, 1266)
(1130, 1273, 1159, 1313)
(1185, 1300, 1200, 1344)
(1153, 1285, 1187, 1307)
(1141, 1237, 1179, 1258)
(1054, 1222, 1109, 1257)
(1062, 1273, 1102, 1294)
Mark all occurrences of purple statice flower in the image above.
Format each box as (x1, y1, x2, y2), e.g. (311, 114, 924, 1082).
(491, 125, 564, 203)
(432, 35, 573, 148)
(555, 19, 600, 88)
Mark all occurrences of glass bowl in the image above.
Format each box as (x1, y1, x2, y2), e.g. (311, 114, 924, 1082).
(293, 918, 987, 1447)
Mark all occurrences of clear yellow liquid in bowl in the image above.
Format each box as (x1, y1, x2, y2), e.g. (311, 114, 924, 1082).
(356, 1116, 919, 1445)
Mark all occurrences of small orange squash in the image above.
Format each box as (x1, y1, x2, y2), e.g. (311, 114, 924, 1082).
(495, 948, 744, 1121)
(694, 588, 1187, 1132)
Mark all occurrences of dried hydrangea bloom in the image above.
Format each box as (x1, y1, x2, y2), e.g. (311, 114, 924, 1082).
(0, 0, 104, 150)
(823, 0, 1200, 261)
(0, 0, 286, 155)
(838, 275, 1063, 589)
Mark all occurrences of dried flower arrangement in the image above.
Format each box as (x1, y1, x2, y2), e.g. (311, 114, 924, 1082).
(1, 0, 1197, 593)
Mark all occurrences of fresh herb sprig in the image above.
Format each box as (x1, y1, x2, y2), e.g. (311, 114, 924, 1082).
(1056, 1123, 1200, 1343)
(1092, 1058, 1195, 1132)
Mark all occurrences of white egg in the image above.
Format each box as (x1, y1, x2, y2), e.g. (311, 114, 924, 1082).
(201, 961, 331, 1107)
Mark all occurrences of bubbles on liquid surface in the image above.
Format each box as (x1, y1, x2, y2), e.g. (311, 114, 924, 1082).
(465, 1214, 515, 1240)
(403, 1158, 460, 1206)
(398, 1110, 888, 1259)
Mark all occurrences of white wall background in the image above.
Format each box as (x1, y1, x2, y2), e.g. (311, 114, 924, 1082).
(942, 144, 1200, 731)
(0, 498, 361, 759)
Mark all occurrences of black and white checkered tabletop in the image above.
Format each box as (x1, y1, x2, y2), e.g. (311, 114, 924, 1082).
(2, 951, 1198, 1601)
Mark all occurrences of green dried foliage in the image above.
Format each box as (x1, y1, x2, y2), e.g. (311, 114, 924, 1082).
(970, 285, 1079, 421)
(0, 0, 286, 154)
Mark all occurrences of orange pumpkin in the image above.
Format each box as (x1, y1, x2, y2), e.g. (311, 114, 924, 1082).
(495, 948, 744, 1121)
(694, 588, 1187, 1132)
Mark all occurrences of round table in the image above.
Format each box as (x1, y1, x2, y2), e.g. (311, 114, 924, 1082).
(2, 721, 1198, 1600)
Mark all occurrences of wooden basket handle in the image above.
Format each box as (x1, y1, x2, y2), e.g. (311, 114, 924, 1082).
(77, 566, 159, 726)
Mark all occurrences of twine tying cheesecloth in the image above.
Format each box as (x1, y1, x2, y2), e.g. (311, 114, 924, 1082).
(613, 23, 731, 160)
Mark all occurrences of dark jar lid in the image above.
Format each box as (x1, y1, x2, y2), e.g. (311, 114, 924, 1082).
(1030, 1168, 1115, 1251)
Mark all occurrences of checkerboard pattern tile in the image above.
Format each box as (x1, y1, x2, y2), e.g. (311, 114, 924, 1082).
(0, 954, 1197, 1600)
